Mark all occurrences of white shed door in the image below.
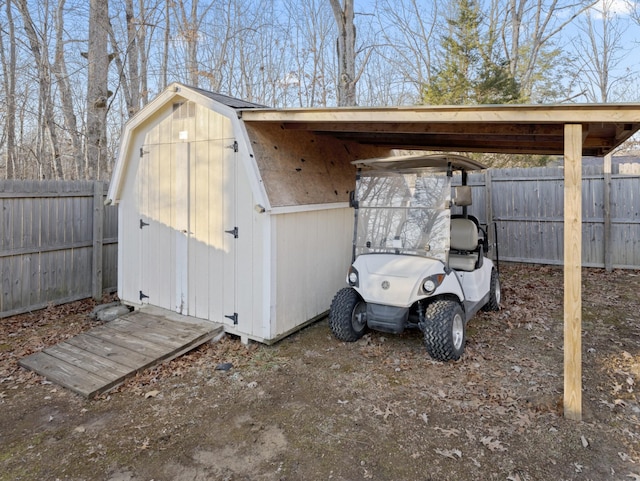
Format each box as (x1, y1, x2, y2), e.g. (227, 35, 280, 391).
(138, 138, 237, 325)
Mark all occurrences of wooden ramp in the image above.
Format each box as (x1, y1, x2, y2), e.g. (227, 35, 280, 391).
(19, 310, 223, 398)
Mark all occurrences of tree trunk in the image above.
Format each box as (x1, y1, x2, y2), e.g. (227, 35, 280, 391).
(126, 0, 141, 115)
(329, 0, 357, 106)
(16, 0, 64, 179)
(138, 0, 149, 105)
(0, 0, 17, 178)
(176, 0, 200, 87)
(162, 0, 170, 89)
(86, 0, 110, 179)
(54, 0, 83, 179)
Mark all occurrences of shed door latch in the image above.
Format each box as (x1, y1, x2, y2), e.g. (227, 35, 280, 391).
(226, 140, 238, 152)
(225, 227, 238, 238)
(140, 219, 149, 229)
(225, 313, 238, 325)
(139, 291, 149, 301)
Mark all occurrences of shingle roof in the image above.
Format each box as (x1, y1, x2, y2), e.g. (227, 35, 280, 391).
(187, 85, 268, 109)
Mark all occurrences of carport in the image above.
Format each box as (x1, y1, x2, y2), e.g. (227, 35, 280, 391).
(240, 103, 640, 421)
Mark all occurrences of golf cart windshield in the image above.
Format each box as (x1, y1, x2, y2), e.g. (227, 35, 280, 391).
(355, 170, 451, 261)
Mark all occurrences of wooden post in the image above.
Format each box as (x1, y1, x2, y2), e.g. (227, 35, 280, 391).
(564, 124, 583, 421)
(92, 181, 104, 301)
(603, 153, 612, 272)
(484, 169, 494, 260)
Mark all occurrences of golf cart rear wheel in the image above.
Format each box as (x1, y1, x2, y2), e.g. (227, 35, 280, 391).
(329, 287, 367, 342)
(423, 300, 466, 361)
(482, 268, 501, 312)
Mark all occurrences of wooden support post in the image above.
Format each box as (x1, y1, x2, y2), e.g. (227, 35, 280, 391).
(564, 124, 583, 421)
(603, 153, 612, 272)
(92, 181, 104, 301)
(484, 169, 495, 261)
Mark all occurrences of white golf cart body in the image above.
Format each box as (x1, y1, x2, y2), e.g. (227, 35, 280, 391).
(329, 153, 500, 361)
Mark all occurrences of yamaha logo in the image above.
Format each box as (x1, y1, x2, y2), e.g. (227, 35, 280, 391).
(381, 280, 390, 290)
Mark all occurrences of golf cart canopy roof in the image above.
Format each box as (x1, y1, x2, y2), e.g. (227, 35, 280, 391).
(352, 153, 487, 172)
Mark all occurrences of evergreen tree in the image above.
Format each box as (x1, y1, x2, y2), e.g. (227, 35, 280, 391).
(423, 0, 520, 105)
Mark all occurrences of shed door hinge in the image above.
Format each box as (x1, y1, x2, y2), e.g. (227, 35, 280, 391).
(225, 313, 238, 325)
(225, 227, 238, 238)
(140, 147, 149, 157)
(139, 290, 149, 301)
(226, 140, 238, 152)
(140, 219, 149, 229)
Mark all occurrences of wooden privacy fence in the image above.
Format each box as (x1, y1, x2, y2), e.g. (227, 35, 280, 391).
(0, 180, 117, 318)
(460, 164, 640, 270)
(1, 165, 639, 318)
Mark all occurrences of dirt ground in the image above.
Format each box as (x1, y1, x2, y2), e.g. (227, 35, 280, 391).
(1, 263, 640, 481)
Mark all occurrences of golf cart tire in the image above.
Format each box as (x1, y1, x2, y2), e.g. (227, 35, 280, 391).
(423, 300, 466, 361)
(482, 268, 501, 312)
(329, 287, 367, 342)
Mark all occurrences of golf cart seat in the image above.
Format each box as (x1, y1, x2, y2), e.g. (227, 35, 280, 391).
(449, 218, 481, 271)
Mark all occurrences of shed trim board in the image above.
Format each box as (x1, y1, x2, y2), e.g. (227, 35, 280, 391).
(269, 202, 350, 215)
(108, 83, 640, 421)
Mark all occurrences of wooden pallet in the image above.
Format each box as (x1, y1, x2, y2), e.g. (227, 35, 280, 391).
(19, 310, 223, 398)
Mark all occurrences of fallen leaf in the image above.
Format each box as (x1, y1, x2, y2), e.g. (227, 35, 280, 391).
(627, 473, 640, 480)
(619, 452, 635, 463)
(481, 436, 507, 452)
(372, 402, 398, 421)
(435, 448, 462, 459)
(581, 435, 590, 448)
(434, 426, 461, 438)
(144, 390, 160, 399)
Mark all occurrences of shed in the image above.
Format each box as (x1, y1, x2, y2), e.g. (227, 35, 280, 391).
(107, 83, 389, 344)
(109, 91, 640, 420)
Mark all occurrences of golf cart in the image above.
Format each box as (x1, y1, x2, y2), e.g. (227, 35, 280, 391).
(328, 153, 500, 361)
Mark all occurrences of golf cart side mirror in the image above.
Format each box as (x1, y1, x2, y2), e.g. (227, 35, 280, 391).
(453, 186, 472, 207)
(349, 190, 359, 209)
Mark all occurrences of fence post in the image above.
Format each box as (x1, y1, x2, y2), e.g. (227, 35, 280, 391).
(485, 168, 494, 260)
(92, 181, 104, 301)
(603, 154, 612, 272)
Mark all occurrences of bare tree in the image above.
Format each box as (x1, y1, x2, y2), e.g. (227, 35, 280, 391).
(54, 0, 84, 178)
(570, 0, 633, 102)
(0, 0, 17, 178)
(329, 0, 357, 106)
(85, 0, 111, 179)
(283, 0, 335, 106)
(374, 0, 439, 103)
(173, 0, 210, 87)
(496, 0, 599, 100)
(161, 0, 170, 90)
(16, 0, 64, 179)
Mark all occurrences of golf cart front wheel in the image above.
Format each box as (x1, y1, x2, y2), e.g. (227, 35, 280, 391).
(329, 287, 367, 342)
(423, 300, 466, 361)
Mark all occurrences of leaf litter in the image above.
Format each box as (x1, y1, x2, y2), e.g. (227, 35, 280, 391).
(1, 265, 640, 480)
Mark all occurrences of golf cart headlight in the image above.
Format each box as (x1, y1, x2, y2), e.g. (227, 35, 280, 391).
(421, 274, 445, 294)
(348, 267, 359, 286)
(423, 279, 436, 293)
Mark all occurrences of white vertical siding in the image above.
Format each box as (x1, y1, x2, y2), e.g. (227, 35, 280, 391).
(271, 207, 353, 338)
